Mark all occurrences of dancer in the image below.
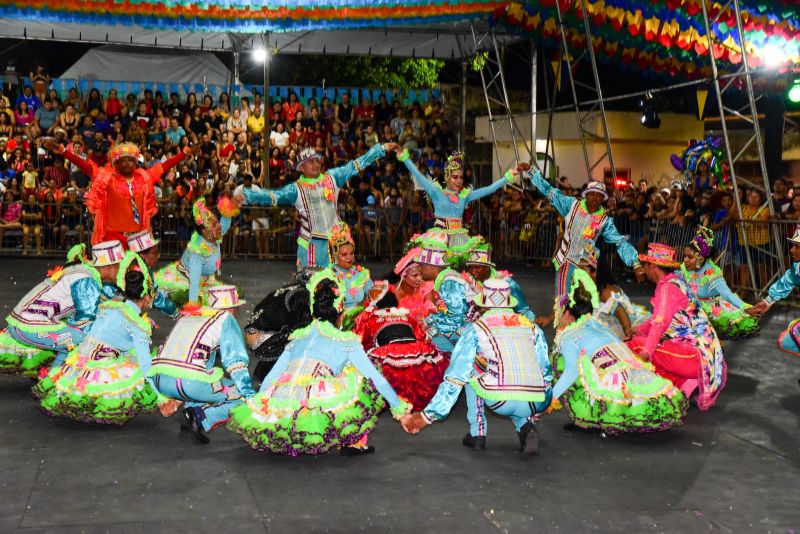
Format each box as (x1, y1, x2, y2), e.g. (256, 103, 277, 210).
(551, 279, 688, 434)
(463, 244, 535, 322)
(627, 243, 726, 411)
(126, 230, 178, 317)
(228, 272, 411, 456)
(515, 163, 643, 324)
(150, 285, 255, 444)
(244, 270, 314, 382)
(402, 279, 553, 455)
(1, 241, 125, 376)
(36, 257, 174, 424)
(422, 247, 475, 353)
(240, 143, 398, 269)
(355, 293, 448, 411)
(47, 141, 191, 245)
(747, 227, 800, 356)
(679, 226, 759, 339)
(155, 197, 239, 307)
(396, 148, 511, 265)
(392, 247, 436, 324)
(326, 222, 373, 329)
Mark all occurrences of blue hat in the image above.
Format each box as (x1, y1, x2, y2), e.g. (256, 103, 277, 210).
(367, 195, 376, 204)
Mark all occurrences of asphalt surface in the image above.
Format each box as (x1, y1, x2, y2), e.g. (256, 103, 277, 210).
(0, 258, 798, 533)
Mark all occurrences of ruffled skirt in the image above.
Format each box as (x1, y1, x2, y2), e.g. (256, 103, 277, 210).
(228, 359, 385, 456)
(410, 227, 484, 267)
(34, 349, 158, 424)
(699, 297, 759, 339)
(369, 341, 448, 412)
(0, 329, 55, 377)
(553, 350, 688, 434)
(153, 261, 221, 307)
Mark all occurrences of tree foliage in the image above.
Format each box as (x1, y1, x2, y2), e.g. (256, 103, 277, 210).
(271, 55, 444, 89)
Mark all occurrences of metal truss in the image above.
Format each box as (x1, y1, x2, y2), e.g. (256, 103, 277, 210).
(554, 0, 616, 181)
(700, 0, 785, 292)
(470, 25, 533, 177)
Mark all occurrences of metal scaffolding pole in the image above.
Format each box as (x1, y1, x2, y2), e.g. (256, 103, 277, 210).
(471, 25, 533, 178)
(554, 0, 616, 182)
(700, 0, 784, 294)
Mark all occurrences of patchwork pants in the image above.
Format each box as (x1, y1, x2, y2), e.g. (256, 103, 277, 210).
(152, 374, 244, 432)
(7, 324, 86, 369)
(465, 383, 552, 436)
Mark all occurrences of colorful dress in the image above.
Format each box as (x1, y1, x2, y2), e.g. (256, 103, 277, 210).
(627, 273, 726, 411)
(395, 280, 437, 326)
(154, 217, 231, 306)
(594, 286, 650, 340)
(34, 300, 160, 424)
(524, 169, 639, 300)
(0, 263, 106, 376)
(243, 144, 387, 268)
(402, 159, 510, 265)
(150, 308, 256, 432)
(422, 309, 553, 436)
(425, 268, 479, 353)
(228, 319, 409, 456)
(354, 307, 448, 411)
(330, 264, 373, 330)
(679, 261, 759, 339)
(763, 262, 800, 356)
(552, 316, 687, 434)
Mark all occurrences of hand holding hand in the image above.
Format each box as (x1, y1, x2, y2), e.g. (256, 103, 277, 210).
(159, 399, 183, 418)
(400, 412, 428, 434)
(746, 301, 768, 317)
(516, 161, 532, 173)
(384, 142, 400, 155)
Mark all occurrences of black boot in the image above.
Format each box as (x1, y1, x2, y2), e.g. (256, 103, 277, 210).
(182, 408, 210, 445)
(339, 445, 376, 457)
(517, 421, 539, 454)
(462, 433, 486, 450)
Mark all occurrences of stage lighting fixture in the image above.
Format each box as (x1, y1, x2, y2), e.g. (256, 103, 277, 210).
(639, 92, 661, 129)
(252, 47, 268, 63)
(762, 44, 785, 69)
(788, 80, 800, 104)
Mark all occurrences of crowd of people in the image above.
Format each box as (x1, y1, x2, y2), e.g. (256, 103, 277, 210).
(1, 111, 797, 459)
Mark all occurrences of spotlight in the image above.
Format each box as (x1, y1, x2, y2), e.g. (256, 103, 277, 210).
(252, 47, 268, 63)
(639, 92, 661, 129)
(788, 80, 800, 104)
(762, 44, 785, 69)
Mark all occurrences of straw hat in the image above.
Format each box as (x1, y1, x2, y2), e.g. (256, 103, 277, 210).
(638, 243, 680, 268)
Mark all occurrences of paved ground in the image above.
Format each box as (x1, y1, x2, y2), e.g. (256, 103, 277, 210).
(0, 258, 798, 533)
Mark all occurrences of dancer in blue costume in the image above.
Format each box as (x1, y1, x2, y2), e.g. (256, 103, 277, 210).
(515, 163, 643, 325)
(150, 285, 255, 444)
(463, 244, 535, 322)
(420, 247, 475, 353)
(679, 226, 758, 339)
(395, 148, 512, 266)
(748, 227, 800, 357)
(1, 241, 125, 376)
(240, 143, 399, 269)
(550, 278, 687, 435)
(326, 222, 373, 330)
(402, 279, 553, 455)
(126, 230, 178, 317)
(229, 271, 411, 456)
(155, 196, 239, 307)
(36, 255, 179, 424)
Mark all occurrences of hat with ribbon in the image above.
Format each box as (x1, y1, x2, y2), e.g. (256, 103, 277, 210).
(296, 147, 323, 172)
(465, 245, 495, 268)
(205, 285, 246, 309)
(473, 278, 518, 309)
(417, 246, 447, 267)
(639, 242, 680, 268)
(581, 180, 608, 200)
(108, 142, 141, 164)
(91, 240, 125, 267)
(126, 230, 159, 253)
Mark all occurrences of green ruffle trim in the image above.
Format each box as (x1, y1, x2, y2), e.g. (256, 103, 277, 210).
(0, 348, 55, 377)
(99, 301, 152, 335)
(39, 384, 159, 425)
(340, 305, 364, 332)
(5, 316, 69, 334)
(148, 364, 223, 383)
(289, 319, 359, 343)
(468, 377, 548, 403)
(700, 300, 760, 339)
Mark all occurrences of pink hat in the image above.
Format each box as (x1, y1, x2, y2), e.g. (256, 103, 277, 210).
(205, 285, 245, 309)
(417, 247, 447, 267)
(639, 243, 680, 268)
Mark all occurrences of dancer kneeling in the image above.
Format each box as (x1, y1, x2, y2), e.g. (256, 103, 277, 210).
(679, 226, 759, 339)
(228, 272, 411, 456)
(551, 279, 688, 434)
(626, 243, 726, 410)
(36, 255, 174, 424)
(150, 285, 255, 444)
(402, 279, 553, 455)
(155, 196, 239, 307)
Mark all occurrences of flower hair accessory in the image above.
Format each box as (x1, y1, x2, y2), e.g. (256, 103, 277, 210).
(116, 251, 154, 299)
(690, 226, 714, 260)
(306, 270, 346, 315)
(328, 222, 355, 258)
(192, 198, 216, 229)
(444, 150, 464, 181)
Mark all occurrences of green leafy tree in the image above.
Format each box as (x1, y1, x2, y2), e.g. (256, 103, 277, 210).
(273, 55, 443, 89)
